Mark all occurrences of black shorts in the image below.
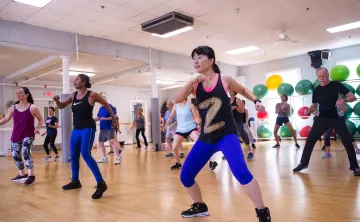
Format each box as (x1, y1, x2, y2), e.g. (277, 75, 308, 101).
(276, 117, 289, 126)
(176, 128, 197, 139)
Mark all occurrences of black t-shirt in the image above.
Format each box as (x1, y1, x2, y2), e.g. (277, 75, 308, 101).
(312, 81, 349, 118)
(46, 116, 58, 136)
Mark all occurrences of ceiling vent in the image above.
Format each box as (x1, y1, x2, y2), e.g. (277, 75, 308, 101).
(141, 12, 194, 35)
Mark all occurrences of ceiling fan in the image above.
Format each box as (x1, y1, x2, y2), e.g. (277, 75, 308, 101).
(272, 30, 298, 47)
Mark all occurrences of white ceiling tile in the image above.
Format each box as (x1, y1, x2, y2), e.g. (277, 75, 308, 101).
(85, 0, 120, 13)
(0, 0, 10, 11)
(72, 8, 106, 21)
(98, 14, 138, 28)
(317, 0, 360, 19)
(164, 0, 195, 10)
(44, 1, 80, 15)
(131, 13, 156, 23)
(51, 16, 92, 32)
(23, 16, 56, 28)
(147, 5, 173, 16)
(108, 6, 141, 19)
(106, 0, 132, 5)
(23, 8, 67, 27)
(331, 30, 360, 41)
(124, 0, 160, 12)
(58, 0, 93, 7)
(197, 0, 248, 11)
(179, 1, 214, 17)
(238, 0, 282, 10)
(0, 1, 39, 22)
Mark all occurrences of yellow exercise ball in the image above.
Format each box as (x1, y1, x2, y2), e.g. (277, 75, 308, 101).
(266, 75, 283, 90)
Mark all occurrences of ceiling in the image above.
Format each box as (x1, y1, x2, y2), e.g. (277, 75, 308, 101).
(1, 0, 360, 66)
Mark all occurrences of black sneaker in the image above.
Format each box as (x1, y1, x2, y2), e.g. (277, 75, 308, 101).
(107, 151, 114, 155)
(293, 163, 308, 172)
(252, 144, 256, 149)
(165, 153, 174, 158)
(209, 161, 218, 171)
(295, 143, 300, 149)
(272, 144, 280, 148)
(92, 181, 107, 199)
(353, 168, 360, 176)
(24, 176, 35, 185)
(62, 180, 82, 190)
(170, 162, 182, 170)
(255, 207, 271, 222)
(181, 202, 209, 218)
(180, 153, 185, 158)
(11, 174, 28, 182)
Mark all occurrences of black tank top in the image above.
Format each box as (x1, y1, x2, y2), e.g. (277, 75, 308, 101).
(196, 74, 237, 144)
(240, 110, 247, 123)
(72, 91, 96, 129)
(231, 98, 242, 124)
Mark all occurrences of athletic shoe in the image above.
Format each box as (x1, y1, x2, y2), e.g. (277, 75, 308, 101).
(170, 162, 182, 170)
(322, 153, 332, 158)
(92, 181, 107, 199)
(24, 176, 35, 185)
(356, 149, 360, 155)
(165, 153, 174, 158)
(43, 155, 52, 161)
(181, 202, 209, 218)
(247, 152, 254, 160)
(136, 146, 141, 149)
(293, 163, 308, 172)
(62, 180, 82, 190)
(255, 207, 271, 222)
(252, 144, 256, 149)
(180, 153, 185, 158)
(209, 161, 218, 171)
(54, 155, 60, 161)
(11, 174, 28, 182)
(272, 144, 280, 148)
(115, 157, 121, 165)
(353, 168, 360, 176)
(107, 151, 114, 155)
(97, 157, 108, 163)
(295, 143, 300, 149)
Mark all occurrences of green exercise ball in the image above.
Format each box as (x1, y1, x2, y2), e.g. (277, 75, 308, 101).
(343, 83, 355, 94)
(358, 124, 360, 135)
(353, 102, 360, 117)
(330, 65, 350, 82)
(257, 125, 272, 138)
(344, 103, 353, 119)
(346, 119, 357, 136)
(295, 80, 314, 95)
(279, 125, 292, 137)
(252, 84, 268, 99)
(356, 85, 360, 97)
(277, 83, 294, 96)
(287, 107, 294, 117)
(313, 79, 320, 88)
(357, 64, 360, 77)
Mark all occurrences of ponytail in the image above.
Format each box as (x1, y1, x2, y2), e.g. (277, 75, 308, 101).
(78, 74, 92, 88)
(212, 63, 221, 74)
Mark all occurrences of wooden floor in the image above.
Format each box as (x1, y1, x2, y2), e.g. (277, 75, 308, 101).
(1, 140, 360, 222)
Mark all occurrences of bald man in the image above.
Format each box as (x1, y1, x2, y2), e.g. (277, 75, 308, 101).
(293, 67, 360, 176)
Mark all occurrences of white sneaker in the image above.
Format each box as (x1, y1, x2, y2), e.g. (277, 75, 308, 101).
(97, 157, 108, 163)
(54, 155, 60, 161)
(42, 155, 52, 161)
(115, 157, 121, 165)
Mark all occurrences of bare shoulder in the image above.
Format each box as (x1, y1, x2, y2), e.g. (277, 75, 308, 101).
(30, 104, 39, 114)
(90, 91, 100, 97)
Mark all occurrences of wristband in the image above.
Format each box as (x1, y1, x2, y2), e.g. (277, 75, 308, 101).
(254, 99, 261, 104)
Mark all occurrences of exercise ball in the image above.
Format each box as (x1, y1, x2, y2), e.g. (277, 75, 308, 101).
(277, 83, 294, 96)
(353, 102, 360, 117)
(357, 64, 360, 77)
(295, 80, 314, 95)
(266, 75, 283, 90)
(330, 65, 350, 82)
(343, 83, 355, 94)
(299, 126, 312, 137)
(313, 79, 320, 88)
(346, 119, 357, 136)
(356, 85, 360, 97)
(288, 107, 294, 117)
(358, 124, 360, 135)
(279, 125, 292, 137)
(257, 110, 269, 119)
(257, 125, 272, 138)
(344, 103, 353, 119)
(298, 106, 310, 119)
(252, 84, 268, 99)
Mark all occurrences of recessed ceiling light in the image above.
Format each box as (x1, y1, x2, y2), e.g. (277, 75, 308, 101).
(326, 21, 360, 33)
(14, 0, 53, 7)
(225, 46, 259, 55)
(152, 26, 193, 38)
(61, 71, 96, 77)
(156, 80, 176, 85)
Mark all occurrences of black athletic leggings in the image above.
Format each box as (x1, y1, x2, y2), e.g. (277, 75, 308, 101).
(43, 133, 58, 155)
(135, 128, 148, 147)
(301, 117, 359, 169)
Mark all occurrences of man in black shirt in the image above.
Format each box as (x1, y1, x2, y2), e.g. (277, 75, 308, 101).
(293, 67, 360, 176)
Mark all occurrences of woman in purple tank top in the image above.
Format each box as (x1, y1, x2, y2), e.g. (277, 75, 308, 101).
(0, 87, 43, 185)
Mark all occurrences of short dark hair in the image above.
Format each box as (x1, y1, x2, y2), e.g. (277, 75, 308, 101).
(49, 106, 55, 112)
(78, 74, 91, 88)
(282, 94, 288, 101)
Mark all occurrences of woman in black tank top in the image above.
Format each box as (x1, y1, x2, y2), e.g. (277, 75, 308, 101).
(174, 46, 271, 221)
(53, 74, 117, 200)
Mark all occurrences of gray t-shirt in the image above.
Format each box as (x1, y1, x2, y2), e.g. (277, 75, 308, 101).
(276, 103, 290, 118)
(135, 116, 145, 128)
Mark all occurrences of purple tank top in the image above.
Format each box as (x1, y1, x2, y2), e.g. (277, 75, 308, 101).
(11, 104, 35, 143)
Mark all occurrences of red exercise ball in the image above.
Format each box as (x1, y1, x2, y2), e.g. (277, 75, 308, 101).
(300, 126, 312, 137)
(298, 106, 310, 119)
(257, 110, 269, 119)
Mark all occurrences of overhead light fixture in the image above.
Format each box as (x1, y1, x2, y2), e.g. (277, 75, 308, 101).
(226, 46, 259, 55)
(61, 71, 96, 77)
(326, 21, 360, 33)
(152, 26, 194, 38)
(14, 0, 53, 7)
(156, 79, 176, 85)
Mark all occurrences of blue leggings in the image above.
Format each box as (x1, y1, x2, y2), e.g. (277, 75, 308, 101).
(70, 128, 103, 183)
(180, 133, 253, 187)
